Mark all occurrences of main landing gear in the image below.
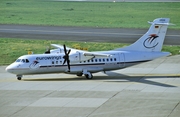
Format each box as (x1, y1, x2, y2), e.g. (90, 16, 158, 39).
(16, 75, 22, 80)
(76, 72, 93, 79)
(85, 73, 93, 79)
(81, 69, 93, 79)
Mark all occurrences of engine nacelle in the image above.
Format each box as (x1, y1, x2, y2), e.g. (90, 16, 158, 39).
(50, 49, 64, 54)
(69, 52, 93, 63)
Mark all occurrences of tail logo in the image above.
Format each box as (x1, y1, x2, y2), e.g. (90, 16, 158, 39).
(143, 34, 159, 48)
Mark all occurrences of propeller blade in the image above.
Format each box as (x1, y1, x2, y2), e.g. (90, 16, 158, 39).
(62, 44, 71, 71)
(44, 46, 51, 54)
(67, 49, 71, 55)
(67, 59, 70, 71)
(63, 59, 67, 65)
(63, 44, 67, 54)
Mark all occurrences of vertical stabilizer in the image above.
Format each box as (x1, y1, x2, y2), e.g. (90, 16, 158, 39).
(117, 18, 173, 52)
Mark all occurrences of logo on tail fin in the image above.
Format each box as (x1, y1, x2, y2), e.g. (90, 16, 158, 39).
(143, 34, 159, 48)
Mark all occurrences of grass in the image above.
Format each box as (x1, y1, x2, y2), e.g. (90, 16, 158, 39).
(0, 38, 127, 65)
(0, 0, 180, 29)
(0, 38, 180, 65)
(0, 1, 180, 65)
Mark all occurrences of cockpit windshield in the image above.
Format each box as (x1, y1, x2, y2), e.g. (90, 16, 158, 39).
(16, 59, 21, 62)
(15, 59, 29, 63)
(26, 59, 29, 63)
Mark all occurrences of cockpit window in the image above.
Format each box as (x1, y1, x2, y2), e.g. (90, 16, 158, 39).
(16, 59, 21, 62)
(22, 59, 25, 63)
(16, 59, 29, 63)
(26, 59, 29, 63)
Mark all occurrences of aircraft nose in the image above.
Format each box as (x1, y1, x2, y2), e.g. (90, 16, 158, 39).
(6, 64, 17, 74)
(6, 66, 12, 73)
(6, 63, 22, 75)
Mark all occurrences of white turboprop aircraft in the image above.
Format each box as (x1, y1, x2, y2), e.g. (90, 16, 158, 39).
(6, 18, 173, 80)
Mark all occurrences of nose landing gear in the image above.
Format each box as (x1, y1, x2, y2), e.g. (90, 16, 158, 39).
(17, 75, 22, 80)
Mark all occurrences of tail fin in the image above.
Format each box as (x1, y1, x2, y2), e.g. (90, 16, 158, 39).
(117, 18, 173, 52)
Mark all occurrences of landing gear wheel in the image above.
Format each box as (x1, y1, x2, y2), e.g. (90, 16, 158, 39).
(17, 75, 22, 80)
(77, 72, 83, 77)
(85, 73, 93, 79)
(17, 77, 21, 80)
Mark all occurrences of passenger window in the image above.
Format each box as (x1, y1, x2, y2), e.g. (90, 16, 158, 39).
(52, 61, 54, 64)
(103, 59, 105, 62)
(87, 60, 90, 62)
(107, 58, 109, 62)
(110, 58, 113, 61)
(91, 59, 94, 62)
(95, 59, 97, 62)
(99, 59, 101, 62)
(114, 58, 116, 61)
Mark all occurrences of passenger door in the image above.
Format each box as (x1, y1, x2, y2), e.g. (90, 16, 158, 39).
(119, 53, 125, 68)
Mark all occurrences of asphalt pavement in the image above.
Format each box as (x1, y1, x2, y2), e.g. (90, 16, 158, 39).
(0, 24, 180, 45)
(54, 0, 180, 2)
(0, 55, 180, 117)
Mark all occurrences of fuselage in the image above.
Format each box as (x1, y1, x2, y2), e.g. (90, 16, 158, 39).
(6, 50, 170, 76)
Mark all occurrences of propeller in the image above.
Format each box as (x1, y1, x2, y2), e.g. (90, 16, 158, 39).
(44, 46, 50, 54)
(62, 44, 71, 72)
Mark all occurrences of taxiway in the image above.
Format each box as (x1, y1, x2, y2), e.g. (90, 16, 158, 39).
(0, 55, 180, 117)
(0, 25, 180, 45)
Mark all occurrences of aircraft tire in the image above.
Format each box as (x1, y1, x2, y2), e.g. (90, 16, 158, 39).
(17, 77, 22, 80)
(77, 72, 83, 77)
(85, 74, 93, 79)
(17, 75, 22, 80)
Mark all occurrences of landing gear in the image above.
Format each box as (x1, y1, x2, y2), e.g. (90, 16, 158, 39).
(85, 73, 93, 79)
(76, 72, 93, 79)
(16, 75, 22, 80)
(82, 69, 93, 79)
(76, 72, 83, 77)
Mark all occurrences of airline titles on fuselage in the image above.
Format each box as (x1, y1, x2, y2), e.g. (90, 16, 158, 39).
(36, 56, 62, 61)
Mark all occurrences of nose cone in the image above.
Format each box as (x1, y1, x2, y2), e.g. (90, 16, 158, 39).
(6, 65, 13, 73)
(5, 63, 18, 74)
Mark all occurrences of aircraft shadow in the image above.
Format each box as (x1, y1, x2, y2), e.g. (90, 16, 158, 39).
(23, 71, 178, 88)
(103, 71, 177, 87)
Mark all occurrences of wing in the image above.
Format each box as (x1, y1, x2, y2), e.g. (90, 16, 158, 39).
(83, 52, 112, 58)
(51, 44, 73, 50)
(51, 44, 112, 59)
(51, 44, 85, 53)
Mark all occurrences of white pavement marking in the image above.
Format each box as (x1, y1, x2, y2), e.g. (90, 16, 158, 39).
(29, 97, 108, 107)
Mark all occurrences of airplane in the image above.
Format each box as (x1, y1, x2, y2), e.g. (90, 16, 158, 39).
(6, 18, 174, 80)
